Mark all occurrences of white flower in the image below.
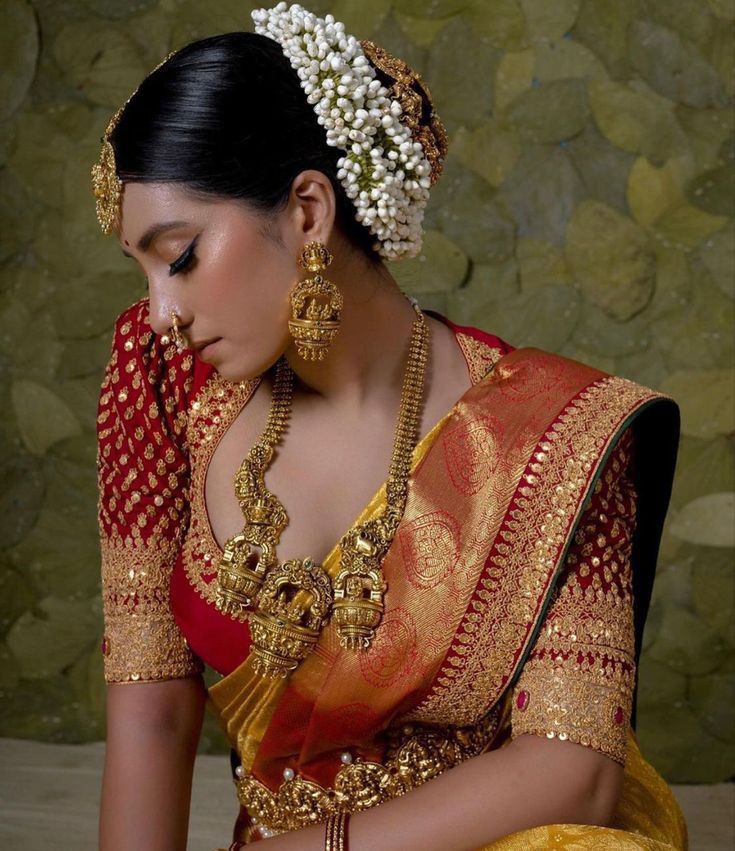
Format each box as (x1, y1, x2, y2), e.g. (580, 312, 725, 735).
(252, 2, 434, 261)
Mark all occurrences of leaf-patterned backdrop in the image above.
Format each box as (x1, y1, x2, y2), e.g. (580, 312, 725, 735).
(0, 0, 732, 783)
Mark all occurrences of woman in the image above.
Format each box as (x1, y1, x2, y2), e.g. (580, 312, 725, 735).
(93, 4, 687, 849)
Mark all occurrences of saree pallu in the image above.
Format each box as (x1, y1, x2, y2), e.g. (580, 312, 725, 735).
(205, 345, 686, 849)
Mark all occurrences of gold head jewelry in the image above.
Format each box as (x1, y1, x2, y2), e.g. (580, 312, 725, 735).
(90, 51, 176, 235)
(90, 105, 126, 235)
(360, 40, 448, 187)
(288, 240, 343, 361)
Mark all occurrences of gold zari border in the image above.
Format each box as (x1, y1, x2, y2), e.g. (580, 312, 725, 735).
(100, 536, 203, 683)
(511, 651, 634, 765)
(410, 375, 668, 726)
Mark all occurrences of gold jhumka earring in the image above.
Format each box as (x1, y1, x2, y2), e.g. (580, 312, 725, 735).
(288, 240, 343, 360)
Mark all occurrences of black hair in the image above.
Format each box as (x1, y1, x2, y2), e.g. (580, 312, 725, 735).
(111, 32, 383, 267)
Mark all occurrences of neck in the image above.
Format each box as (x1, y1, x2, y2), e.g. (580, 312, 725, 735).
(282, 256, 424, 410)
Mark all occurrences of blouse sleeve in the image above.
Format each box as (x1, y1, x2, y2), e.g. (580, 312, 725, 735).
(96, 299, 204, 684)
(510, 426, 638, 765)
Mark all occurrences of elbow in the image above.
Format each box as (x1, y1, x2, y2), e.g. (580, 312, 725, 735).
(507, 734, 625, 829)
(579, 757, 624, 827)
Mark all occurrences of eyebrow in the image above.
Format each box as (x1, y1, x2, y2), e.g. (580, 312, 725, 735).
(120, 220, 190, 257)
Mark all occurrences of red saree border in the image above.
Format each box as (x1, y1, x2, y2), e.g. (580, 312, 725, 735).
(405, 356, 677, 727)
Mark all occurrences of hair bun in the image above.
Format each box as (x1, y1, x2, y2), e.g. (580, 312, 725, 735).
(360, 39, 449, 186)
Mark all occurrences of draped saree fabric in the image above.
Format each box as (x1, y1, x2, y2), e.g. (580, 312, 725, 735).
(96, 299, 686, 849)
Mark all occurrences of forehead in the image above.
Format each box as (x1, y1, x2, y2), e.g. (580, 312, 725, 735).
(118, 182, 203, 236)
(116, 182, 267, 249)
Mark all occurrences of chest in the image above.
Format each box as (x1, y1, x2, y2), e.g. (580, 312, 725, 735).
(202, 363, 471, 569)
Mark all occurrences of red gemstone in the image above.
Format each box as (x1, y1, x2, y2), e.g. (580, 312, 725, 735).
(613, 705, 624, 725)
(516, 690, 530, 711)
(101, 636, 110, 656)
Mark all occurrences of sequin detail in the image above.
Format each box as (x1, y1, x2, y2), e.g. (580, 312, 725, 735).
(510, 429, 637, 765)
(96, 299, 202, 683)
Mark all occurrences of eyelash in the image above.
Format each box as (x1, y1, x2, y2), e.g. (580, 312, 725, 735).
(168, 240, 198, 277)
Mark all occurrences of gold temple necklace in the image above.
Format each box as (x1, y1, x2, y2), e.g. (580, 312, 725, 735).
(214, 298, 430, 677)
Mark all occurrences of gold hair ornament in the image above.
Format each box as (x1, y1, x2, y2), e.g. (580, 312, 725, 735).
(90, 52, 176, 235)
(359, 40, 448, 188)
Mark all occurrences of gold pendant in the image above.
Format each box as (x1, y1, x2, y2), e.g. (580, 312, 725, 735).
(215, 533, 272, 621)
(250, 558, 334, 678)
(331, 525, 389, 651)
(216, 452, 290, 620)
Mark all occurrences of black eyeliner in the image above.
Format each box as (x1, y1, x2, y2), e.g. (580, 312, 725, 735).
(168, 238, 197, 276)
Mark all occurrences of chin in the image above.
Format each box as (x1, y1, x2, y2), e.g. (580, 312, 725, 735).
(214, 357, 272, 384)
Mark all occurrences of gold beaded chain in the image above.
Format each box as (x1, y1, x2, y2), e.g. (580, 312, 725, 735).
(215, 298, 429, 674)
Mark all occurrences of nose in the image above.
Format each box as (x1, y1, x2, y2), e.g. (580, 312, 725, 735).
(146, 282, 191, 339)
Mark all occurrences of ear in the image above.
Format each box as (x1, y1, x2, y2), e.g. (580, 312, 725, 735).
(288, 169, 336, 243)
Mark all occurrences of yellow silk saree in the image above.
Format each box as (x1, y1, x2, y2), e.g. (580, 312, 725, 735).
(203, 343, 686, 849)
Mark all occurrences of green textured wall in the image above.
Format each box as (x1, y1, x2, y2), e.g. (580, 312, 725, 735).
(1, 0, 732, 783)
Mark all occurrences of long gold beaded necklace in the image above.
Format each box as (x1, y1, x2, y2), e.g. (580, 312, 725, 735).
(215, 298, 429, 678)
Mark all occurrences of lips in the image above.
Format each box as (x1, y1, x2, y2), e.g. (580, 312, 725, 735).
(194, 338, 221, 359)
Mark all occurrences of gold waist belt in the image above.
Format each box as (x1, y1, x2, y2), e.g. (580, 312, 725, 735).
(235, 711, 501, 835)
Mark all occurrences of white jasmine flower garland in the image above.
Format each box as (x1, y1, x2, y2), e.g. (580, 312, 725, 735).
(251, 2, 434, 261)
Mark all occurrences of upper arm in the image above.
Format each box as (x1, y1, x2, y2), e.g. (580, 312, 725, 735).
(106, 676, 207, 742)
(96, 301, 202, 685)
(508, 426, 638, 820)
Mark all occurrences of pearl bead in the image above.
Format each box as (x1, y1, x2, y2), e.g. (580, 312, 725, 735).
(235, 765, 245, 779)
(283, 766, 295, 781)
(340, 751, 353, 765)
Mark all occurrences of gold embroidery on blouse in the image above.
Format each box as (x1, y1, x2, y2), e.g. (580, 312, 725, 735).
(100, 536, 203, 683)
(182, 373, 260, 613)
(455, 332, 503, 384)
(510, 653, 634, 765)
(235, 707, 502, 835)
(409, 376, 669, 727)
(510, 433, 637, 764)
(97, 300, 202, 683)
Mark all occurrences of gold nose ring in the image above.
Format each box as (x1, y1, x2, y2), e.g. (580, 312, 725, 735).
(166, 311, 186, 353)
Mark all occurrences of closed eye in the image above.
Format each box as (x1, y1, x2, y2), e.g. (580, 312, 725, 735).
(169, 239, 198, 276)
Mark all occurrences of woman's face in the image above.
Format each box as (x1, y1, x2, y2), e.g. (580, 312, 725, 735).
(116, 181, 304, 382)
